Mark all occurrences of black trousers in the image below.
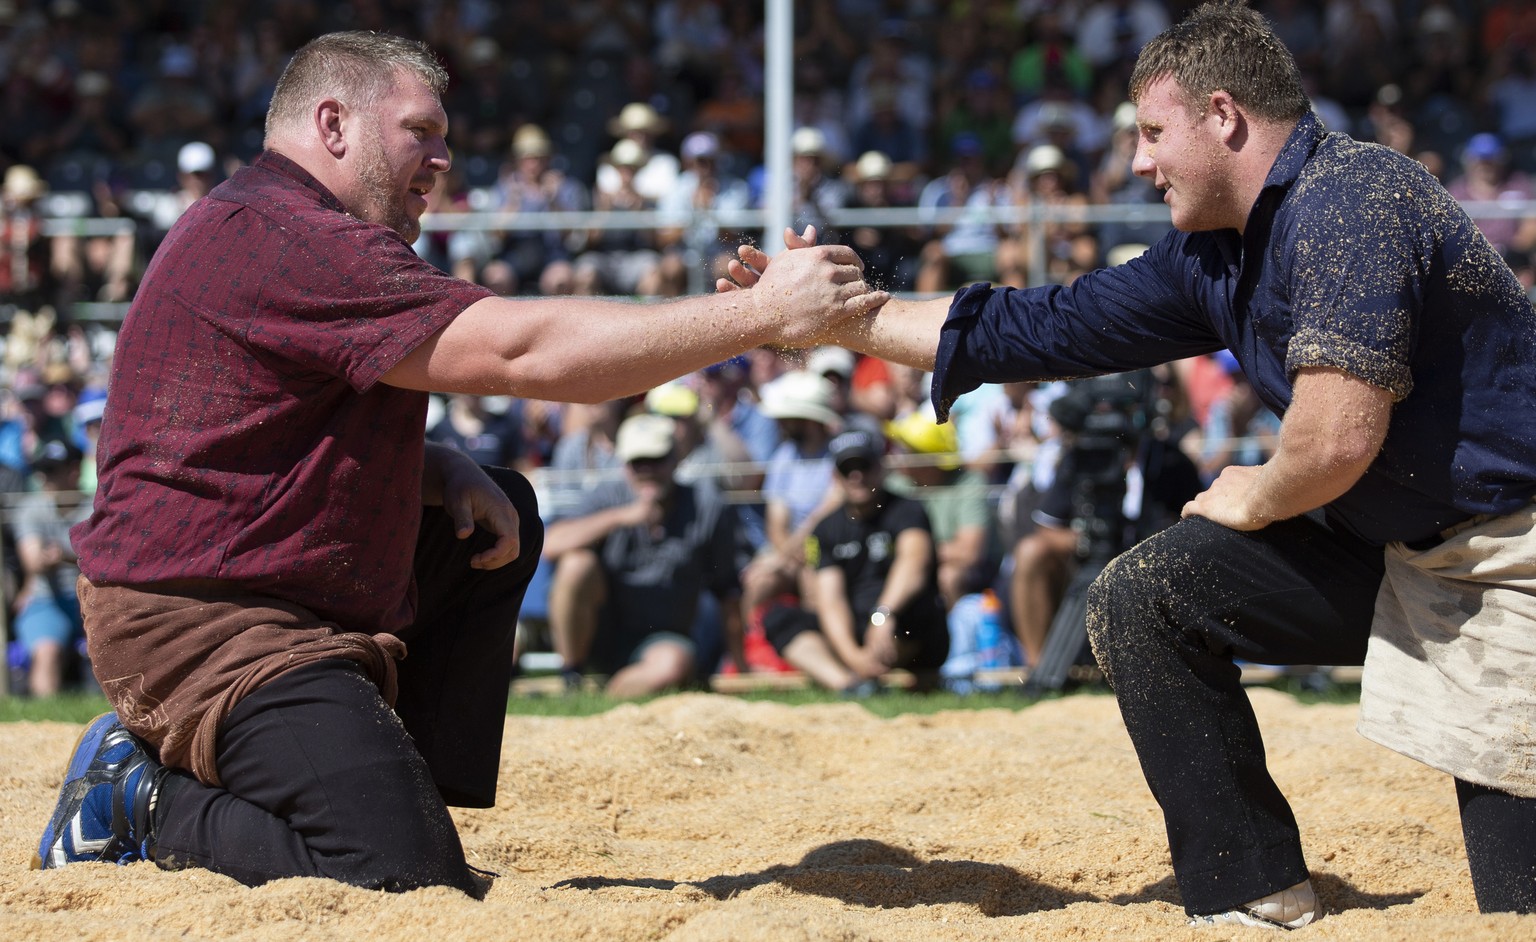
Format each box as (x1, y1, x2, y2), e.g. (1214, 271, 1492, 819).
(152, 466, 542, 894)
(1087, 511, 1536, 915)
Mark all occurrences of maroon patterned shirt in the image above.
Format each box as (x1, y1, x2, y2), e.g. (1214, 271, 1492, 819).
(73, 151, 493, 633)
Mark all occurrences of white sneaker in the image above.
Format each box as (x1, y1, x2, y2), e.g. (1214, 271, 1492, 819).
(1189, 879, 1320, 930)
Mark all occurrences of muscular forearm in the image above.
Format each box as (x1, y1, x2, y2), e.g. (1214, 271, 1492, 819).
(1254, 370, 1391, 522)
(487, 292, 782, 402)
(1188, 368, 1392, 530)
(385, 241, 880, 402)
(1246, 429, 1380, 526)
(823, 296, 949, 371)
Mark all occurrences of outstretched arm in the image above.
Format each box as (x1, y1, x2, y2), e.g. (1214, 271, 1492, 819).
(383, 230, 887, 403)
(722, 231, 948, 371)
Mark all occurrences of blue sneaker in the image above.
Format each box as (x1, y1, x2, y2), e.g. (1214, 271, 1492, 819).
(32, 712, 164, 869)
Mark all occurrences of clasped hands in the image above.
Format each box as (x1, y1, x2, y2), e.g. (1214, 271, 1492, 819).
(717, 226, 887, 348)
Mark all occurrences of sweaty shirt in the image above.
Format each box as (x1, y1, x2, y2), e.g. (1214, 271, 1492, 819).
(933, 111, 1536, 546)
(72, 151, 493, 633)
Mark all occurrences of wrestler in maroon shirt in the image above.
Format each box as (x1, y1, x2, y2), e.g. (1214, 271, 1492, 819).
(37, 30, 882, 894)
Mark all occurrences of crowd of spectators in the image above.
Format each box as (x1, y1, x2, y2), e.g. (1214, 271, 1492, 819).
(4, 0, 1536, 695)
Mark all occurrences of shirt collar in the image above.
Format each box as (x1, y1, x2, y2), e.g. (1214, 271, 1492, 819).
(1260, 109, 1326, 194)
(250, 150, 349, 215)
(1223, 110, 1324, 267)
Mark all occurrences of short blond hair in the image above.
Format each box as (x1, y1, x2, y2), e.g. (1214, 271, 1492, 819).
(264, 31, 448, 140)
(1128, 1, 1308, 122)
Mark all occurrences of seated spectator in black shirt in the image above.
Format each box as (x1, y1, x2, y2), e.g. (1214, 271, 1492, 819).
(761, 428, 949, 696)
(543, 413, 742, 696)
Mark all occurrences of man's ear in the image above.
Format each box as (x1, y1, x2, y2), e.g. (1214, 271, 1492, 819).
(316, 98, 347, 158)
(1208, 90, 1243, 144)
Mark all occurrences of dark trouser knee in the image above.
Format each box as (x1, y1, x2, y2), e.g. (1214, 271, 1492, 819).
(155, 661, 479, 895)
(1078, 514, 1382, 914)
(1084, 529, 1199, 690)
(402, 464, 544, 807)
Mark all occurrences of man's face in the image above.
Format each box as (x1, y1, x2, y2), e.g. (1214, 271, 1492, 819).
(624, 452, 675, 501)
(835, 454, 883, 507)
(1132, 76, 1235, 232)
(778, 417, 825, 449)
(518, 153, 549, 177)
(181, 169, 214, 198)
(349, 70, 450, 242)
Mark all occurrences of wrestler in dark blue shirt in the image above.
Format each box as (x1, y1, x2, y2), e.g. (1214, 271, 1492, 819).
(934, 109, 1536, 548)
(729, 0, 1536, 928)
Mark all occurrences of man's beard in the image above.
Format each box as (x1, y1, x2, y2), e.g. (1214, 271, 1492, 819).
(355, 123, 419, 242)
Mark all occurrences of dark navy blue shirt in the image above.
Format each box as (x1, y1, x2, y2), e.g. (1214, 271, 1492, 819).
(933, 112, 1536, 546)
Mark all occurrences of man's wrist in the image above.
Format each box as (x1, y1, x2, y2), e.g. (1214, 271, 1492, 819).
(868, 606, 894, 627)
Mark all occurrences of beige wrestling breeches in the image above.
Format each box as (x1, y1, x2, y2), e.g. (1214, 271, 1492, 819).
(1360, 505, 1536, 797)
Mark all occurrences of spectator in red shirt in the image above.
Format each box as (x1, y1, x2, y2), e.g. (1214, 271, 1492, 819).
(33, 31, 883, 897)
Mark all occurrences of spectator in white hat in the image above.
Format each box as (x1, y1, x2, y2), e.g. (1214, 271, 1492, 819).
(481, 123, 590, 297)
(574, 138, 666, 297)
(0, 164, 52, 309)
(998, 143, 1094, 286)
(786, 126, 851, 242)
(596, 101, 679, 201)
(543, 412, 743, 694)
(144, 141, 220, 234)
(844, 150, 922, 291)
(656, 130, 752, 294)
(739, 370, 846, 644)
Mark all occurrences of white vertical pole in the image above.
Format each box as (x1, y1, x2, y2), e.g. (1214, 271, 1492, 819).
(762, 0, 794, 255)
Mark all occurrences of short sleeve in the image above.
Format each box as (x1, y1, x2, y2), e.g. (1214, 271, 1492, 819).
(1283, 162, 1427, 401)
(229, 218, 493, 391)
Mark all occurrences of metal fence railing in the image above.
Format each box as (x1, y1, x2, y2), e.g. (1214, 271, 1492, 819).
(27, 196, 1536, 319)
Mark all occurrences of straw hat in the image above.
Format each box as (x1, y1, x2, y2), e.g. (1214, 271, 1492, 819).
(852, 150, 892, 183)
(616, 413, 677, 463)
(791, 127, 827, 156)
(1023, 144, 1067, 176)
(512, 124, 552, 158)
(759, 370, 842, 428)
(610, 138, 647, 168)
(3, 164, 45, 202)
(607, 102, 668, 137)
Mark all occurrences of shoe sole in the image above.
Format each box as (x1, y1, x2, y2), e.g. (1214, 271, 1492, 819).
(31, 712, 121, 870)
(1189, 906, 1319, 930)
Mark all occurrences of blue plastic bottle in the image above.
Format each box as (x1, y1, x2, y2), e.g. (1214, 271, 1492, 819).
(976, 589, 1007, 688)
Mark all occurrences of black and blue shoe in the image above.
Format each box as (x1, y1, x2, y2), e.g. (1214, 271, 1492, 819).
(32, 712, 165, 869)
